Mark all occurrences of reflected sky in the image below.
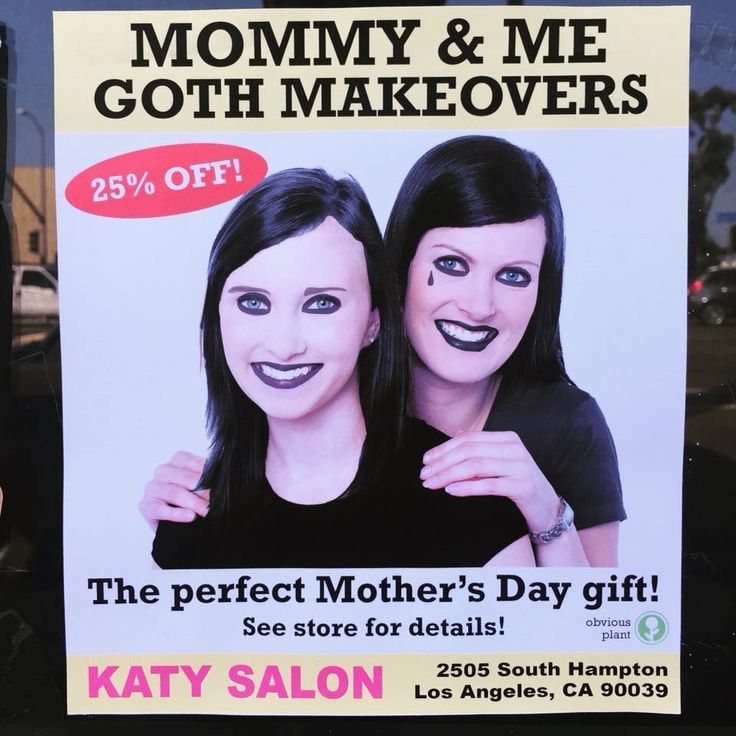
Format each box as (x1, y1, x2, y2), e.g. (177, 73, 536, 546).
(3, 0, 735, 244)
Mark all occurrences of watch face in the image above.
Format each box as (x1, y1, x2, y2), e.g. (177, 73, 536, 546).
(530, 499, 574, 544)
(561, 498, 575, 529)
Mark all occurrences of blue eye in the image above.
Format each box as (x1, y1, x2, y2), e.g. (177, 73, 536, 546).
(303, 294, 341, 314)
(497, 268, 532, 288)
(237, 293, 271, 314)
(434, 256, 469, 277)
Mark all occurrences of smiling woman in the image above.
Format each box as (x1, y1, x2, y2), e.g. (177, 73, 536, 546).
(386, 135, 626, 567)
(153, 169, 397, 566)
(218, 218, 378, 426)
(405, 217, 545, 385)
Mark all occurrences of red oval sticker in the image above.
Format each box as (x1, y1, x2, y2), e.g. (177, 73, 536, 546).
(65, 144, 268, 218)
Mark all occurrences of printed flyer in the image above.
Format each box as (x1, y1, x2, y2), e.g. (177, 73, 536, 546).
(54, 6, 689, 716)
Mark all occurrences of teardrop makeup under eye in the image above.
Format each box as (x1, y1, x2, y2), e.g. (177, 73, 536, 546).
(302, 294, 341, 314)
(496, 267, 532, 287)
(237, 293, 272, 314)
(433, 256, 469, 277)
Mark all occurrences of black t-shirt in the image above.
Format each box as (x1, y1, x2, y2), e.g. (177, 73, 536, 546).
(484, 377, 626, 530)
(152, 419, 528, 569)
(379, 419, 528, 567)
(153, 481, 378, 568)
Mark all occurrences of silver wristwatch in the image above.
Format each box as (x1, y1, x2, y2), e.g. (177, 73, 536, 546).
(529, 497, 574, 545)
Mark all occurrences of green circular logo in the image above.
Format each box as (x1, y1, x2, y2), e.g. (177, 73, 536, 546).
(635, 612, 668, 644)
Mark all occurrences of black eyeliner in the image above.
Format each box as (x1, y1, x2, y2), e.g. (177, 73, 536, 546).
(302, 294, 341, 314)
(237, 292, 271, 314)
(433, 256, 469, 277)
(497, 267, 532, 287)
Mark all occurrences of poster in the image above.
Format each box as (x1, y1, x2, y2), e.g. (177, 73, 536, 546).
(54, 6, 689, 716)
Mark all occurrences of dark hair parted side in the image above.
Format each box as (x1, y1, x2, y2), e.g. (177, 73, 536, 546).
(200, 168, 406, 517)
(385, 135, 569, 384)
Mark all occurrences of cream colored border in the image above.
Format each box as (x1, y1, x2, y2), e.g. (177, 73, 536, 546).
(68, 652, 679, 715)
(54, 7, 689, 132)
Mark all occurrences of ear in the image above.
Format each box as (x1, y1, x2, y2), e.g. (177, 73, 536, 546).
(362, 308, 381, 347)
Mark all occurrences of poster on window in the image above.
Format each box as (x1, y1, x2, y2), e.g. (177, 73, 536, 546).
(54, 6, 688, 716)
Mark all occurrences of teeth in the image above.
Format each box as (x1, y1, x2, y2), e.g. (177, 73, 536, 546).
(438, 321, 490, 343)
(260, 364, 313, 380)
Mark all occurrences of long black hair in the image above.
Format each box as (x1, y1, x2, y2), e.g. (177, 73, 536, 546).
(200, 168, 405, 516)
(385, 135, 569, 384)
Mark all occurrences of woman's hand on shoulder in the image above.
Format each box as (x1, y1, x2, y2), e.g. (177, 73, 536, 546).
(420, 430, 561, 533)
(421, 431, 591, 566)
(139, 451, 209, 531)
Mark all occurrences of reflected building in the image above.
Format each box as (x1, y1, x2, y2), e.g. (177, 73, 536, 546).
(7, 165, 56, 264)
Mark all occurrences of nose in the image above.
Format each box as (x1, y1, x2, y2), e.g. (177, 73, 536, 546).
(456, 277, 496, 322)
(267, 312, 307, 361)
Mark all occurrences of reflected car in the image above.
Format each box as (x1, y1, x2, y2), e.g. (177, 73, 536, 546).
(687, 267, 736, 326)
(12, 265, 59, 320)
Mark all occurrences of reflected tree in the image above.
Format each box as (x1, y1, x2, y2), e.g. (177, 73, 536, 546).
(689, 86, 736, 276)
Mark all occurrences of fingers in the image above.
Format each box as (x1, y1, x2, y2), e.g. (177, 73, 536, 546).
(419, 431, 549, 512)
(162, 505, 198, 523)
(169, 451, 206, 473)
(139, 497, 197, 532)
(153, 462, 203, 491)
(146, 481, 210, 515)
(423, 431, 521, 464)
(139, 451, 209, 531)
(445, 478, 521, 497)
(140, 479, 210, 532)
(422, 457, 524, 490)
(421, 435, 528, 486)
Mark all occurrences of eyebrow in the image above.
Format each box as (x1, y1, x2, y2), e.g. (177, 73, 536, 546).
(226, 286, 347, 295)
(226, 286, 270, 294)
(429, 243, 541, 269)
(429, 243, 475, 263)
(304, 286, 347, 296)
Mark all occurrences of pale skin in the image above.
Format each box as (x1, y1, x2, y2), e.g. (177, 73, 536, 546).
(139, 451, 208, 531)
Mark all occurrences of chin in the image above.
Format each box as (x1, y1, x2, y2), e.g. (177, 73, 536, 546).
(414, 354, 492, 386)
(253, 400, 322, 422)
(435, 364, 500, 386)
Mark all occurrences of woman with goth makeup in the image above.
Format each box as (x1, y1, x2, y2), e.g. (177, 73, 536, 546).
(386, 136, 625, 566)
(151, 167, 533, 568)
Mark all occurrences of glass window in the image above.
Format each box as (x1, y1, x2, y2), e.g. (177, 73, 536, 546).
(28, 230, 40, 253)
(20, 269, 54, 289)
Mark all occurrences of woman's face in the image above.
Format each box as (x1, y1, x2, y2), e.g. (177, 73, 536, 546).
(404, 216, 545, 386)
(218, 217, 379, 421)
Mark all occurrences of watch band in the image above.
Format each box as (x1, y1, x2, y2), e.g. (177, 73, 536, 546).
(529, 497, 574, 545)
